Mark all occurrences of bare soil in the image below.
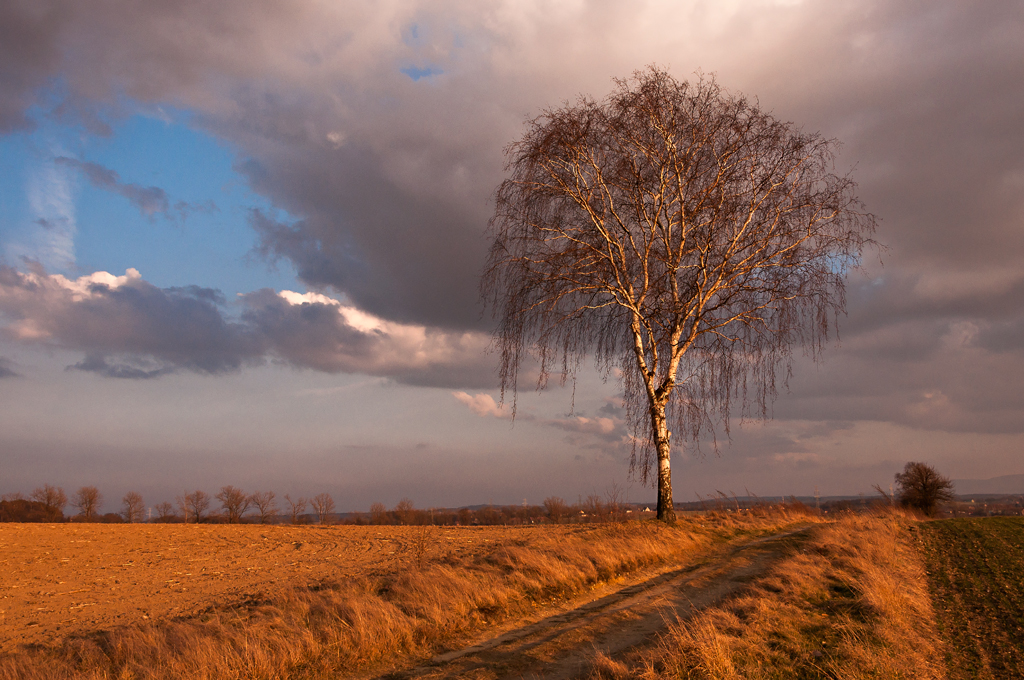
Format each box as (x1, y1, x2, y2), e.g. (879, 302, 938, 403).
(0, 522, 571, 653)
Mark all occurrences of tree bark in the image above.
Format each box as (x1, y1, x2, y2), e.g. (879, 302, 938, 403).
(651, 402, 676, 522)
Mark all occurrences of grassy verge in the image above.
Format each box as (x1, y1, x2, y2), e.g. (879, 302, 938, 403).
(591, 511, 945, 679)
(916, 517, 1024, 679)
(0, 510, 806, 679)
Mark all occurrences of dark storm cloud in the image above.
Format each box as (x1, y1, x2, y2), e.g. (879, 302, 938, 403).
(0, 2, 61, 132)
(0, 266, 493, 386)
(236, 134, 492, 328)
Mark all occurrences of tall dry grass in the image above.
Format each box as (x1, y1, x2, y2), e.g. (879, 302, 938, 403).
(599, 510, 946, 680)
(0, 510, 806, 680)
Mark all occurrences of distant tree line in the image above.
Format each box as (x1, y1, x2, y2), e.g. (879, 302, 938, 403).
(0, 483, 649, 525)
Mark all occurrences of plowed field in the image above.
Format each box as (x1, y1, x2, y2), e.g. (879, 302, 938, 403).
(917, 517, 1024, 679)
(0, 522, 549, 652)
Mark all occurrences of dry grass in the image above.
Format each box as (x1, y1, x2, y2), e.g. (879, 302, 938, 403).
(0, 511, 804, 679)
(598, 510, 947, 680)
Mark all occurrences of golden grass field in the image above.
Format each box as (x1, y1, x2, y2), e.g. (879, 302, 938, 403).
(6, 509, 1011, 679)
(605, 510, 947, 679)
(0, 512, 806, 679)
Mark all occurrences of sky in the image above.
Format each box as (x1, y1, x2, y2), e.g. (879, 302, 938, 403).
(1, 0, 1023, 514)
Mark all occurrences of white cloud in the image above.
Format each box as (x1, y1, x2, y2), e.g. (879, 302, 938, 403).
(452, 391, 508, 418)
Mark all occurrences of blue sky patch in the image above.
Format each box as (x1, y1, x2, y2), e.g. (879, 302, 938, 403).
(401, 65, 443, 81)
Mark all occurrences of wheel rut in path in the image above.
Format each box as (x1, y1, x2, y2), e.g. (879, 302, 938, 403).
(374, 526, 811, 680)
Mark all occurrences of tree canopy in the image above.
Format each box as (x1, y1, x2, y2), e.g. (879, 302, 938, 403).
(895, 462, 955, 516)
(484, 68, 876, 520)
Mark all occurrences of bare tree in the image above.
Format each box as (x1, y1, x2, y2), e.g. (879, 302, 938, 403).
(154, 501, 175, 522)
(216, 486, 250, 523)
(30, 484, 67, 521)
(310, 493, 335, 525)
(72, 486, 103, 521)
(543, 496, 568, 523)
(369, 502, 388, 525)
(121, 491, 145, 523)
(394, 498, 415, 525)
(894, 462, 956, 517)
(176, 490, 210, 524)
(484, 68, 875, 521)
(583, 494, 605, 521)
(605, 482, 625, 521)
(284, 494, 307, 524)
(249, 491, 278, 524)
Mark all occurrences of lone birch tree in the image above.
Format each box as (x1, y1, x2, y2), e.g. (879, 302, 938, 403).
(483, 68, 875, 521)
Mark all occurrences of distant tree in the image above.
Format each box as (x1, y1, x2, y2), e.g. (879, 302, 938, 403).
(1, 492, 24, 501)
(71, 486, 103, 521)
(393, 498, 416, 525)
(0, 498, 51, 522)
(583, 495, 605, 522)
(284, 494, 308, 524)
(121, 491, 145, 523)
(310, 493, 335, 525)
(249, 491, 278, 524)
(217, 486, 251, 523)
(30, 484, 67, 521)
(483, 68, 876, 521)
(605, 482, 625, 520)
(154, 501, 175, 522)
(177, 490, 210, 524)
(369, 502, 388, 525)
(543, 496, 568, 523)
(894, 462, 956, 517)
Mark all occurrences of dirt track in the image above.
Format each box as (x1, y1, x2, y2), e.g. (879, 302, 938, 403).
(374, 527, 811, 680)
(0, 522, 563, 652)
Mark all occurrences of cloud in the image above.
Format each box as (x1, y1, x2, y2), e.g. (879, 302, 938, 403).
(54, 156, 168, 216)
(545, 415, 619, 438)
(5, 157, 78, 271)
(0, 357, 18, 378)
(0, 265, 495, 386)
(0, 266, 258, 374)
(452, 391, 508, 418)
(1, 0, 1023, 440)
(2, 1, 1021, 326)
(54, 156, 215, 220)
(240, 288, 495, 387)
(70, 354, 174, 380)
(450, 388, 629, 444)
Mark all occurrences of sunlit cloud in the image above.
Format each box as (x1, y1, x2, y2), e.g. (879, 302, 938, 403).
(452, 391, 508, 418)
(0, 266, 495, 387)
